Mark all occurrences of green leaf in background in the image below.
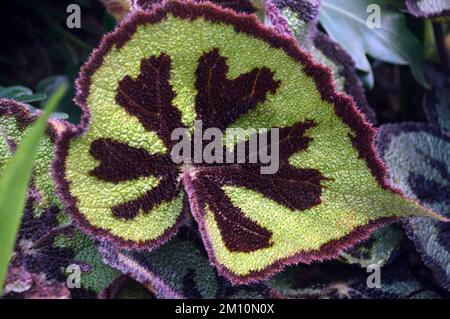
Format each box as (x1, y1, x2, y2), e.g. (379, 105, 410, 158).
(0, 86, 47, 104)
(54, 230, 121, 295)
(319, 0, 429, 88)
(0, 84, 67, 290)
(0, 96, 121, 298)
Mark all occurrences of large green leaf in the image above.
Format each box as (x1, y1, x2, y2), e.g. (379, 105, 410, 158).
(54, 1, 442, 285)
(0, 84, 67, 290)
(319, 0, 428, 87)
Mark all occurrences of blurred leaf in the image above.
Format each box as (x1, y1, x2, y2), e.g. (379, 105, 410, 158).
(0, 83, 67, 290)
(319, 0, 429, 87)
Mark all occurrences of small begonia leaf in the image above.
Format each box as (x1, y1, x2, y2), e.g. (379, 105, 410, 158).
(377, 123, 450, 291)
(54, 0, 443, 284)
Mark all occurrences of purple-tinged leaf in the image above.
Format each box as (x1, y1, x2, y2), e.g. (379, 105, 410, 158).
(377, 123, 450, 291)
(265, 0, 376, 123)
(423, 64, 450, 132)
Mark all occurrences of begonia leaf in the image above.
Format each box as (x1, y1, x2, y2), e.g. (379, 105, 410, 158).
(377, 123, 450, 291)
(266, 0, 320, 44)
(100, 226, 271, 298)
(265, 0, 376, 123)
(54, 0, 443, 284)
(133, 0, 263, 16)
(101, 0, 133, 21)
(406, 0, 450, 23)
(268, 254, 447, 299)
(423, 64, 450, 132)
(1, 192, 120, 299)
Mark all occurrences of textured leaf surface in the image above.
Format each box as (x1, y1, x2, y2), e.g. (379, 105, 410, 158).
(100, 227, 271, 298)
(54, 0, 439, 284)
(377, 123, 450, 291)
(406, 0, 450, 21)
(265, 0, 376, 122)
(0, 99, 121, 298)
(268, 253, 446, 299)
(4, 264, 70, 299)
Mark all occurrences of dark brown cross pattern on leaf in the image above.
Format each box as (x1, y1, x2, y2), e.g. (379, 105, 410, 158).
(88, 49, 326, 252)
